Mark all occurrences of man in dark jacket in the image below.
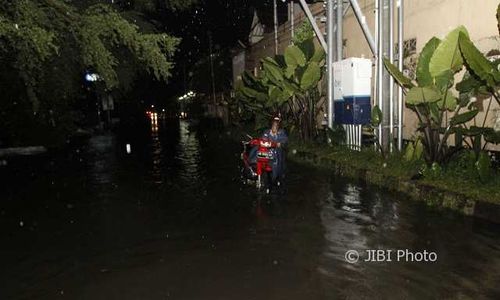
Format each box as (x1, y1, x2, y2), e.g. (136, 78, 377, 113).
(262, 115, 288, 183)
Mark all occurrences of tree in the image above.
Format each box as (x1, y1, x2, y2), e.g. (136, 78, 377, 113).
(0, 0, 193, 145)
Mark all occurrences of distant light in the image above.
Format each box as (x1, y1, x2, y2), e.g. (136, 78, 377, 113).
(126, 144, 131, 154)
(178, 91, 197, 101)
(85, 73, 99, 82)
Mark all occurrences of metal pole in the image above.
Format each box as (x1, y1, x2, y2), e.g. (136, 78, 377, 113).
(377, 0, 383, 147)
(349, 0, 377, 56)
(274, 0, 279, 55)
(389, 0, 394, 152)
(381, 0, 390, 151)
(327, 0, 334, 128)
(208, 32, 216, 104)
(336, 0, 343, 61)
(374, 0, 379, 150)
(299, 0, 328, 52)
(291, 1, 295, 41)
(397, 0, 404, 151)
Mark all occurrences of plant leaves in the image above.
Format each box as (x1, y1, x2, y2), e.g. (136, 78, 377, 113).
(417, 37, 441, 86)
(371, 105, 382, 127)
(484, 128, 500, 144)
(242, 71, 259, 87)
(285, 65, 296, 78)
(406, 87, 441, 105)
(300, 61, 321, 90)
(404, 142, 415, 161)
(274, 55, 286, 68)
(240, 86, 259, 98)
(268, 85, 281, 100)
(429, 103, 441, 123)
(434, 69, 454, 92)
(262, 58, 284, 83)
(456, 71, 482, 93)
(458, 31, 498, 88)
(383, 57, 414, 88)
(310, 47, 325, 66)
(297, 38, 315, 60)
(429, 26, 468, 78)
(450, 109, 479, 126)
(285, 45, 306, 68)
(414, 139, 424, 160)
(437, 90, 458, 111)
(476, 151, 491, 183)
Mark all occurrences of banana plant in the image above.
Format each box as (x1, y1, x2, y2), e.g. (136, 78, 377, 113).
(236, 36, 325, 140)
(456, 26, 500, 150)
(384, 26, 487, 165)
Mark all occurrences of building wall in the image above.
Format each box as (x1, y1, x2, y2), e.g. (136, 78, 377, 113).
(342, 0, 500, 143)
(243, 1, 500, 146)
(245, 3, 325, 75)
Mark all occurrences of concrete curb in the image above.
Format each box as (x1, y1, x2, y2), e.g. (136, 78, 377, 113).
(290, 150, 500, 224)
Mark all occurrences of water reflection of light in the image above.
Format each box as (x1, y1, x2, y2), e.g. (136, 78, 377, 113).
(150, 112, 158, 132)
(317, 181, 402, 296)
(150, 111, 162, 183)
(87, 135, 116, 199)
(177, 121, 202, 183)
(320, 184, 370, 259)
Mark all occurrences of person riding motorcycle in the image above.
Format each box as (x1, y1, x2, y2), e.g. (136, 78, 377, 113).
(249, 115, 288, 184)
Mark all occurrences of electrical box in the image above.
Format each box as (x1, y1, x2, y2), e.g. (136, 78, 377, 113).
(333, 58, 372, 125)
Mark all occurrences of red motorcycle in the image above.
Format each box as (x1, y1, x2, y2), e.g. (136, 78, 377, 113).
(241, 136, 277, 191)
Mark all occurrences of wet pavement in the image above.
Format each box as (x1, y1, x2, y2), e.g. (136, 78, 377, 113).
(1, 119, 500, 300)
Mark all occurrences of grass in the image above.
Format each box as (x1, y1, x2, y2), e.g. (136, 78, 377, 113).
(288, 140, 500, 205)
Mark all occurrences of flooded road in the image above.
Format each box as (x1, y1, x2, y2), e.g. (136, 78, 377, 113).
(1, 119, 500, 300)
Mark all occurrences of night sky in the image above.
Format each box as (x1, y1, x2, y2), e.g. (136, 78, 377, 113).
(160, 0, 290, 97)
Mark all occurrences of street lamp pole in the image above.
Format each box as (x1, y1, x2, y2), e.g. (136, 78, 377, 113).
(208, 31, 216, 104)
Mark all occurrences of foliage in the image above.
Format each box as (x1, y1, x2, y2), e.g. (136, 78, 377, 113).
(325, 124, 346, 146)
(384, 26, 494, 166)
(0, 1, 180, 111)
(236, 31, 325, 140)
(404, 138, 424, 162)
(0, 0, 188, 146)
(79, 4, 179, 88)
(292, 21, 314, 45)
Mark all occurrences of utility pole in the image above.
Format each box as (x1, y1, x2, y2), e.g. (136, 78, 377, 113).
(327, 0, 334, 128)
(389, 0, 394, 152)
(381, 0, 391, 152)
(290, 1, 295, 41)
(274, 0, 279, 55)
(208, 31, 216, 104)
(397, 0, 404, 151)
(336, 0, 343, 61)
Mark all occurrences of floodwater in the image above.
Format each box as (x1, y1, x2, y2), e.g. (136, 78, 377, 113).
(1, 118, 500, 300)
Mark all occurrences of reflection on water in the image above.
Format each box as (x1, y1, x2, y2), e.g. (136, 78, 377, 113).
(1, 119, 500, 299)
(318, 178, 500, 299)
(177, 121, 203, 184)
(150, 112, 162, 184)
